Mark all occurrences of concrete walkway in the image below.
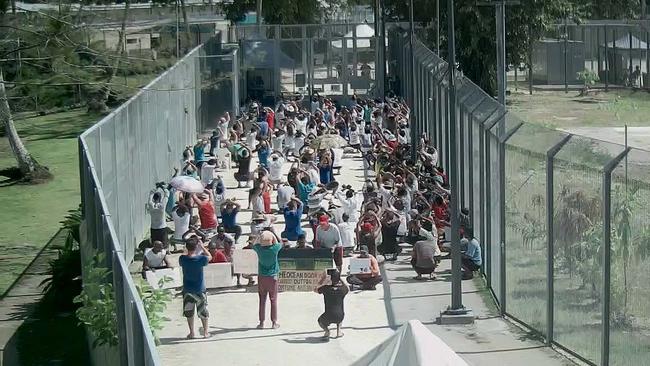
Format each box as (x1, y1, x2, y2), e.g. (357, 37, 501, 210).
(156, 150, 577, 366)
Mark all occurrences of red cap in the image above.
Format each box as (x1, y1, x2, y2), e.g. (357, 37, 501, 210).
(361, 222, 373, 232)
(319, 215, 329, 225)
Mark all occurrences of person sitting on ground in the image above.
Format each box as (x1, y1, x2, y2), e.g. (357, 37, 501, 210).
(209, 226, 235, 262)
(220, 199, 242, 242)
(347, 245, 382, 291)
(315, 215, 343, 272)
(179, 236, 212, 339)
(281, 196, 305, 241)
(314, 269, 349, 341)
(461, 228, 482, 280)
(142, 240, 171, 278)
(295, 234, 313, 249)
(252, 231, 282, 329)
(411, 224, 439, 280)
(192, 190, 217, 232)
(271, 129, 285, 152)
(147, 183, 169, 248)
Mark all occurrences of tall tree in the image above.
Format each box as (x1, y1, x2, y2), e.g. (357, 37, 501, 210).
(0, 71, 51, 181)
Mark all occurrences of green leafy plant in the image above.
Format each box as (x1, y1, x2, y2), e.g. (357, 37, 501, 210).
(41, 207, 83, 311)
(135, 279, 172, 345)
(74, 253, 172, 348)
(74, 254, 118, 348)
(577, 69, 600, 96)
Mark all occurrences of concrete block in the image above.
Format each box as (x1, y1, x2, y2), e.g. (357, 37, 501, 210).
(437, 310, 476, 325)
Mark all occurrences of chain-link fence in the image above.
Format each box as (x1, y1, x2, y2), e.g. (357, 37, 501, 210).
(233, 23, 387, 103)
(534, 20, 650, 89)
(392, 30, 650, 366)
(78, 34, 237, 366)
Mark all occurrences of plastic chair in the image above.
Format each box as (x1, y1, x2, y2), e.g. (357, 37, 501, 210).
(216, 148, 232, 171)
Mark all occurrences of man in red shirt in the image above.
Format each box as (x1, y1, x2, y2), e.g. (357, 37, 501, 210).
(265, 107, 275, 130)
(192, 191, 217, 231)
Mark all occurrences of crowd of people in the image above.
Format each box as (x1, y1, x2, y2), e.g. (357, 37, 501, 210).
(140, 92, 482, 340)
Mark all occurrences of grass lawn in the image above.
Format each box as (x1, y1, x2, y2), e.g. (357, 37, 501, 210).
(0, 109, 101, 295)
(508, 88, 650, 128)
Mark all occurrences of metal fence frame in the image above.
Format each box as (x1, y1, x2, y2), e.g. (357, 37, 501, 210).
(392, 30, 650, 366)
(77, 36, 237, 364)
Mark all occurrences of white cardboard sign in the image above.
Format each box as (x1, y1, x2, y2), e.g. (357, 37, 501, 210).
(145, 267, 182, 289)
(232, 249, 259, 274)
(349, 257, 372, 275)
(204, 263, 234, 288)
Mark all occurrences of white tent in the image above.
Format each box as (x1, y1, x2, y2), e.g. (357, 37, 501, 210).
(331, 24, 374, 49)
(351, 320, 469, 366)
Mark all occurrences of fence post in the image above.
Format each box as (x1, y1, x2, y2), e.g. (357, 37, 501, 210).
(113, 251, 129, 366)
(601, 148, 630, 366)
(545, 134, 572, 346)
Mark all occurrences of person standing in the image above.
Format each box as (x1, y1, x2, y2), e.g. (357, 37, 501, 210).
(314, 269, 349, 341)
(179, 237, 212, 339)
(315, 215, 342, 272)
(146, 184, 169, 247)
(252, 231, 282, 329)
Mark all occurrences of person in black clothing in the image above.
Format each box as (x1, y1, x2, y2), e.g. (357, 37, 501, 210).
(314, 269, 349, 341)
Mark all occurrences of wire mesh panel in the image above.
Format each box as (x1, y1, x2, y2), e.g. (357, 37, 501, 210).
(552, 136, 622, 365)
(78, 44, 213, 365)
(609, 148, 650, 366)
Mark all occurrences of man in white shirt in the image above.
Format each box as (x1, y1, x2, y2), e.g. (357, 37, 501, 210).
(276, 183, 295, 211)
(335, 188, 362, 223)
(338, 213, 356, 255)
(268, 153, 285, 186)
(147, 185, 169, 247)
(200, 159, 217, 186)
(315, 215, 342, 272)
(142, 240, 171, 278)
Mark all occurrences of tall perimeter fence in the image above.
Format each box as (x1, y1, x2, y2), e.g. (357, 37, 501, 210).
(78, 35, 237, 365)
(391, 30, 650, 366)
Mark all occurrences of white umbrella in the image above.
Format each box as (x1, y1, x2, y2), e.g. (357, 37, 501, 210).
(170, 176, 204, 193)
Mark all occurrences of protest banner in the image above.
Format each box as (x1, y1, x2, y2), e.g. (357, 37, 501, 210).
(278, 270, 327, 292)
(232, 249, 258, 274)
(204, 263, 233, 288)
(349, 257, 372, 274)
(145, 267, 182, 289)
(277, 248, 332, 292)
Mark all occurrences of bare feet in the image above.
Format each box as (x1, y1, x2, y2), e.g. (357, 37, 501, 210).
(256, 322, 264, 329)
(186, 333, 195, 339)
(272, 322, 280, 329)
(336, 331, 344, 338)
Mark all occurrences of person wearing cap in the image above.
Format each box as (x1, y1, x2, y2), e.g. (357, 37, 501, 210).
(179, 236, 212, 339)
(252, 231, 282, 329)
(315, 215, 343, 272)
(346, 245, 381, 291)
(250, 212, 277, 240)
(357, 210, 381, 256)
(281, 196, 305, 242)
(314, 269, 349, 341)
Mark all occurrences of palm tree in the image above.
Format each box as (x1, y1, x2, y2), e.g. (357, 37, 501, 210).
(0, 71, 51, 182)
